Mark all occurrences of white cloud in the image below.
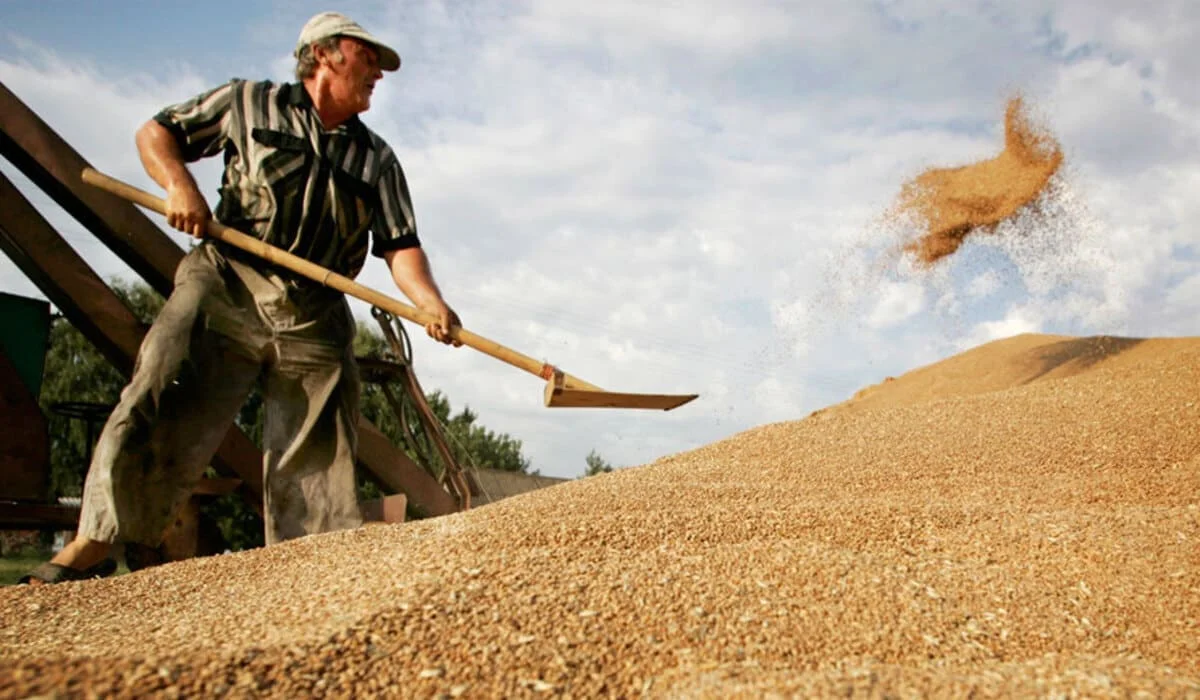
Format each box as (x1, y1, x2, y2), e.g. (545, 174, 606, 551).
(0, 39, 222, 309)
(967, 271, 1002, 298)
(961, 310, 1044, 350)
(1166, 273, 1200, 310)
(867, 282, 926, 329)
(1050, 56, 1195, 174)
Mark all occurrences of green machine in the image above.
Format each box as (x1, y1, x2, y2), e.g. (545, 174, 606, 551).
(0, 290, 52, 501)
(0, 290, 51, 398)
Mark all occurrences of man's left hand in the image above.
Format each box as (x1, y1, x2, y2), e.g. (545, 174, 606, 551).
(422, 301, 463, 347)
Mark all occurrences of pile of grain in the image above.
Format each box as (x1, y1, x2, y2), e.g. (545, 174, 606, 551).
(2, 333, 1198, 697)
(894, 97, 1065, 266)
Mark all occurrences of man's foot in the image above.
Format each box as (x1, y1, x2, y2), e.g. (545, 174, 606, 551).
(51, 537, 113, 571)
(19, 537, 116, 585)
(20, 559, 118, 585)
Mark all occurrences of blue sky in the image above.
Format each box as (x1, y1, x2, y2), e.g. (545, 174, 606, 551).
(1, 1, 276, 71)
(1, 1, 1197, 479)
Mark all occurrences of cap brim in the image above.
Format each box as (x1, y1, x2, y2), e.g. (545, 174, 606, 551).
(377, 46, 401, 72)
(342, 29, 401, 71)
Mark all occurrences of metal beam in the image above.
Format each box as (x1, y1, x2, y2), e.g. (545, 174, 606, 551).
(0, 176, 141, 373)
(0, 502, 80, 530)
(0, 82, 179, 295)
(358, 421, 458, 517)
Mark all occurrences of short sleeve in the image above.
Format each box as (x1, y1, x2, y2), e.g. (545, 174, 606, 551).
(152, 80, 239, 162)
(371, 159, 422, 256)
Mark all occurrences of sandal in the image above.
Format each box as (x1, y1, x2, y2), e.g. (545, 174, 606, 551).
(18, 559, 118, 585)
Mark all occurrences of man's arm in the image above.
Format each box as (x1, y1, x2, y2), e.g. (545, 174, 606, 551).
(384, 246, 462, 346)
(136, 80, 237, 238)
(135, 120, 211, 239)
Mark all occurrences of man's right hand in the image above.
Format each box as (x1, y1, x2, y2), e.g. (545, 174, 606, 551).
(165, 182, 211, 239)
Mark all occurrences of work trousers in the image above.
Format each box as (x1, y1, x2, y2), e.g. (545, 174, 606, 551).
(78, 242, 363, 546)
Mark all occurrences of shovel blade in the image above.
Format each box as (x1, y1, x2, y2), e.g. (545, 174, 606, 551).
(544, 383, 698, 411)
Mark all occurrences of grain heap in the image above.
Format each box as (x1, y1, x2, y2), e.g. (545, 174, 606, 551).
(894, 97, 1065, 266)
(2, 333, 1198, 697)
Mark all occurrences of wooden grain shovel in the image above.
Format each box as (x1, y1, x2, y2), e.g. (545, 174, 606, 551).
(82, 168, 698, 411)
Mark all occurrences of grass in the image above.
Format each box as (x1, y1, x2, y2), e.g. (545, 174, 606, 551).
(0, 554, 45, 586)
(1, 553, 130, 586)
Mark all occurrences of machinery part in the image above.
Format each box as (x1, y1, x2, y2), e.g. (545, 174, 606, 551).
(372, 308, 472, 509)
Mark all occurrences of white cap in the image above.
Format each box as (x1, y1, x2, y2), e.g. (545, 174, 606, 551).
(295, 12, 401, 72)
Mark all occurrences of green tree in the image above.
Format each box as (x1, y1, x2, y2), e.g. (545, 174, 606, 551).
(39, 280, 162, 498)
(354, 321, 532, 476)
(583, 449, 614, 477)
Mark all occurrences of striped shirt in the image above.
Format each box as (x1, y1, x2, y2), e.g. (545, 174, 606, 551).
(153, 79, 419, 281)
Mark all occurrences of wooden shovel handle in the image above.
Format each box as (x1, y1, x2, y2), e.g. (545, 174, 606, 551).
(81, 168, 602, 391)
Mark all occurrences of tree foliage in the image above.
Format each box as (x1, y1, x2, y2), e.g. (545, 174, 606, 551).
(39, 280, 162, 498)
(37, 278, 532, 550)
(584, 449, 614, 477)
(354, 323, 531, 476)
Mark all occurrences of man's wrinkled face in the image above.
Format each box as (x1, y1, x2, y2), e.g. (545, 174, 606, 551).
(322, 37, 383, 114)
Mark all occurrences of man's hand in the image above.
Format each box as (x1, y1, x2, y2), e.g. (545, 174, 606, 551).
(136, 119, 210, 239)
(420, 300, 463, 346)
(385, 247, 463, 348)
(165, 183, 212, 239)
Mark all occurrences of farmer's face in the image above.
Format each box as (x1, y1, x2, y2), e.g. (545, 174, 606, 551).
(324, 37, 383, 113)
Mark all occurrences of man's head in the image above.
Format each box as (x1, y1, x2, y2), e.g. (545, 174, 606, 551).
(294, 12, 400, 115)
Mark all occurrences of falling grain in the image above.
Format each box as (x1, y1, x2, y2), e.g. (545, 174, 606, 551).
(894, 96, 1065, 266)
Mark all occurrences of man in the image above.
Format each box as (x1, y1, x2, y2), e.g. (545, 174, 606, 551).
(22, 12, 460, 583)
